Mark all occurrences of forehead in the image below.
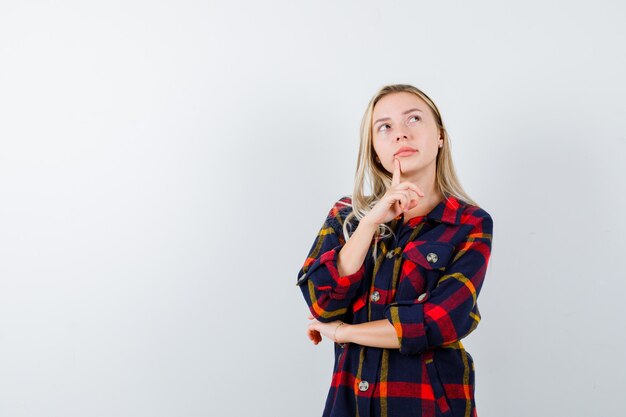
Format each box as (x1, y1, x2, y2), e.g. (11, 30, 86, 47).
(373, 92, 429, 118)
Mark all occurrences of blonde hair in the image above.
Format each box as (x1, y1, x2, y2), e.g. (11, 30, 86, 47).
(339, 84, 478, 260)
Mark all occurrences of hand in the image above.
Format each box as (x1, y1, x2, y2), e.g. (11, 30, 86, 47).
(362, 158, 425, 226)
(306, 314, 347, 345)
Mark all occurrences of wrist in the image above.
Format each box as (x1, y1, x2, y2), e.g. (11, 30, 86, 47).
(358, 218, 379, 233)
(335, 322, 350, 344)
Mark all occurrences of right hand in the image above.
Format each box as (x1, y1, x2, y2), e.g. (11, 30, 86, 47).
(362, 158, 425, 226)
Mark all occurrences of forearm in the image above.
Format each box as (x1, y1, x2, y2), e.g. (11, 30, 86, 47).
(337, 220, 378, 276)
(337, 319, 400, 349)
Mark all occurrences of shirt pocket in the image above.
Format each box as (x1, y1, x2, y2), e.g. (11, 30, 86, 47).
(424, 355, 454, 417)
(396, 240, 455, 302)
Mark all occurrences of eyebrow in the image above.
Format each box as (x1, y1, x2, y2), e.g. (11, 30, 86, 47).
(373, 108, 423, 126)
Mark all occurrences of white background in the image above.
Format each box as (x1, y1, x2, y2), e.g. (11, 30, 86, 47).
(1, 1, 625, 416)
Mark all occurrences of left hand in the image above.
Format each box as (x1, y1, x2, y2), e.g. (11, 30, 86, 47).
(306, 314, 345, 345)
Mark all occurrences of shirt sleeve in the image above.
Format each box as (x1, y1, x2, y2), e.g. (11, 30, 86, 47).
(296, 197, 366, 323)
(383, 207, 493, 355)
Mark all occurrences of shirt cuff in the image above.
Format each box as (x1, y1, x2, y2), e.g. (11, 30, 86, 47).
(318, 246, 366, 299)
(383, 293, 430, 355)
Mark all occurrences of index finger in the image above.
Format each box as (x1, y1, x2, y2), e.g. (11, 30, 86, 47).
(392, 158, 401, 186)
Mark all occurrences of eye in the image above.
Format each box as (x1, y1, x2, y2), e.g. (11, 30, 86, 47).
(408, 115, 421, 123)
(378, 123, 391, 133)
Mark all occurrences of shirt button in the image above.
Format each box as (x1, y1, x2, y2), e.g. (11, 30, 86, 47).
(358, 380, 369, 391)
(370, 291, 380, 302)
(417, 293, 428, 302)
(426, 252, 438, 263)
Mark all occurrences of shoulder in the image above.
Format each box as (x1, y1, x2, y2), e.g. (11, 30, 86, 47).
(325, 194, 354, 216)
(457, 201, 493, 233)
(325, 195, 356, 228)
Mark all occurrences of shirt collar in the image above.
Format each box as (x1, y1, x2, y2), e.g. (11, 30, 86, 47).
(398, 194, 464, 226)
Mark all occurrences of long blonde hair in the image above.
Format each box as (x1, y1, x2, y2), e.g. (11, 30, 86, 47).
(339, 84, 478, 260)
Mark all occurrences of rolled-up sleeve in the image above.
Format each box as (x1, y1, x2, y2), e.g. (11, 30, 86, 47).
(296, 198, 366, 323)
(384, 208, 493, 355)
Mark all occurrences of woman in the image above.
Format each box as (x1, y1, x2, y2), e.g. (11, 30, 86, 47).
(296, 84, 493, 417)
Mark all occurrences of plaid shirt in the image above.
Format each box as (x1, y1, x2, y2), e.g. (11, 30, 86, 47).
(296, 195, 493, 417)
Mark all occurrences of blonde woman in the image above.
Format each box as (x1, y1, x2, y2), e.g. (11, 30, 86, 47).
(296, 84, 494, 417)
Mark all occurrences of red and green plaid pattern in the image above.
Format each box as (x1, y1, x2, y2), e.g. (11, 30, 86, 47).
(297, 195, 493, 417)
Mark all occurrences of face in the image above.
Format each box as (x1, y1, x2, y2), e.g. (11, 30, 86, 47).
(371, 91, 443, 180)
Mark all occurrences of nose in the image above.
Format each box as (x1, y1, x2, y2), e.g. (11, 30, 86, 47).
(395, 124, 410, 141)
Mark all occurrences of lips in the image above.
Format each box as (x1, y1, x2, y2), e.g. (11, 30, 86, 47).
(394, 147, 417, 157)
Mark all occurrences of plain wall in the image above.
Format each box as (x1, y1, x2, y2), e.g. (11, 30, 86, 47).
(1, 1, 625, 416)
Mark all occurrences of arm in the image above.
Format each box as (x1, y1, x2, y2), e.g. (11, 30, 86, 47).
(297, 197, 377, 323)
(337, 319, 399, 348)
(383, 208, 493, 355)
(307, 315, 400, 349)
